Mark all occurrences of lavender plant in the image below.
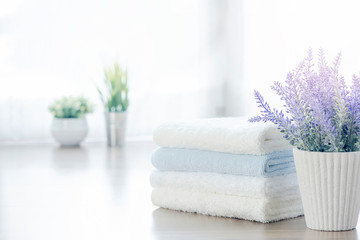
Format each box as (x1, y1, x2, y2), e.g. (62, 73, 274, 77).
(250, 49, 360, 152)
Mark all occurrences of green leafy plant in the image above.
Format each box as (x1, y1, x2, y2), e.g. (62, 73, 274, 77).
(96, 62, 129, 112)
(48, 96, 94, 118)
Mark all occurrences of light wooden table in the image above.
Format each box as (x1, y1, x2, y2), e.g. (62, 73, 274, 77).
(0, 141, 358, 240)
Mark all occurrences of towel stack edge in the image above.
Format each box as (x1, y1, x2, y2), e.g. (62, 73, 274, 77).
(151, 187, 303, 223)
(152, 117, 292, 156)
(150, 117, 303, 223)
(150, 171, 300, 198)
(151, 147, 296, 177)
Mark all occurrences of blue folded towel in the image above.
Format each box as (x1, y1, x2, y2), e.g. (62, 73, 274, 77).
(151, 148, 295, 177)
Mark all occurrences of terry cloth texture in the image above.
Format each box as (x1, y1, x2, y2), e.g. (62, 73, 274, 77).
(150, 171, 300, 198)
(151, 187, 303, 223)
(151, 148, 295, 177)
(153, 117, 292, 155)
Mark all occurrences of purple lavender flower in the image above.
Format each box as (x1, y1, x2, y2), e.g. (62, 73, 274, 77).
(250, 49, 360, 152)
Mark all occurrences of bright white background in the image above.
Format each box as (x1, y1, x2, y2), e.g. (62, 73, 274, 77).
(242, 0, 360, 117)
(1, 0, 360, 143)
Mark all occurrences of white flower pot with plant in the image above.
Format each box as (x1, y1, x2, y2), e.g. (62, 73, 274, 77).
(49, 96, 94, 147)
(251, 49, 360, 231)
(96, 63, 129, 147)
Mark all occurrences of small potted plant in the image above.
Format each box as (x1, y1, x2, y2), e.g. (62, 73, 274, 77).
(48, 96, 94, 146)
(250, 49, 360, 231)
(96, 62, 129, 147)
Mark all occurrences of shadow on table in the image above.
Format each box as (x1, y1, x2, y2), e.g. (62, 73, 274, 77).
(303, 227, 358, 240)
(151, 208, 359, 240)
(152, 208, 271, 240)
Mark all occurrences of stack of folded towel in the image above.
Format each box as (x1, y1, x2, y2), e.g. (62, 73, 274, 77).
(150, 118, 303, 223)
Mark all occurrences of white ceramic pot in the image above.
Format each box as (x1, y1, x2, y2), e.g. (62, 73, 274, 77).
(51, 117, 89, 146)
(104, 111, 127, 147)
(293, 149, 360, 231)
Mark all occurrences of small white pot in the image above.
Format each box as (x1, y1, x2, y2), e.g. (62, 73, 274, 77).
(51, 117, 89, 147)
(293, 149, 360, 231)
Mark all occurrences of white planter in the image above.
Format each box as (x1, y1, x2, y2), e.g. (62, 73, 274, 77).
(104, 111, 127, 147)
(51, 117, 89, 146)
(293, 149, 360, 231)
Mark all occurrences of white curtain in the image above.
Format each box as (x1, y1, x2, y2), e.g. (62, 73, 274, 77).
(0, 0, 228, 143)
(5, 0, 356, 143)
(200, 0, 360, 119)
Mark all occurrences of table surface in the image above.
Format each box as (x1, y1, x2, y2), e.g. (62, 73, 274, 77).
(0, 141, 359, 240)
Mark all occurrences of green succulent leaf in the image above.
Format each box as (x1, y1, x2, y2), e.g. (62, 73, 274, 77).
(96, 62, 129, 112)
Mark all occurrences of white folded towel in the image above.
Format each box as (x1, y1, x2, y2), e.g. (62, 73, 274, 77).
(152, 187, 304, 223)
(153, 118, 291, 155)
(150, 171, 300, 198)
